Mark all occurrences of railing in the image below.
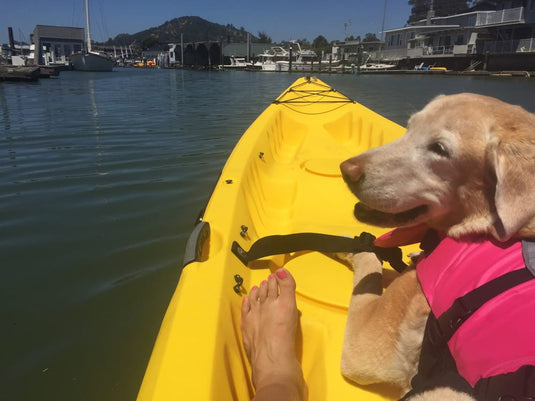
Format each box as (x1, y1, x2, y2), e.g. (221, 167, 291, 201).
(376, 48, 411, 61)
(483, 38, 535, 53)
(410, 45, 454, 56)
(476, 7, 524, 26)
(517, 38, 535, 52)
(430, 45, 454, 55)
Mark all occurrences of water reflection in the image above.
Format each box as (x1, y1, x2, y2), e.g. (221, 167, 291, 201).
(0, 84, 10, 132)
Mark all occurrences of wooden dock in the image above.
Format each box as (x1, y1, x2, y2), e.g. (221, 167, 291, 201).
(0, 66, 41, 82)
(356, 69, 533, 77)
(0, 65, 64, 82)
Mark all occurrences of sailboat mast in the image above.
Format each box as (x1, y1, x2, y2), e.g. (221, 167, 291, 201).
(85, 0, 92, 52)
(381, 0, 387, 41)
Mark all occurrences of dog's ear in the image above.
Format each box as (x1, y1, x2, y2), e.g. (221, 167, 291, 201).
(488, 129, 535, 240)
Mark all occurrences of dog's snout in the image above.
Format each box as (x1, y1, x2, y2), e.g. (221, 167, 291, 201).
(340, 158, 364, 184)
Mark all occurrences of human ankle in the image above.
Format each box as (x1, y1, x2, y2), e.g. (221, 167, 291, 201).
(253, 359, 303, 389)
(253, 367, 305, 401)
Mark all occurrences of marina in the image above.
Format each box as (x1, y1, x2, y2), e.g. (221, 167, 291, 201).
(3, 2, 535, 77)
(2, 69, 535, 400)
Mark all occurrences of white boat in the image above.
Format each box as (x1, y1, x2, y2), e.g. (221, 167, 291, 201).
(221, 56, 252, 70)
(71, 0, 114, 72)
(283, 41, 318, 71)
(253, 47, 289, 71)
(358, 63, 396, 71)
(255, 42, 319, 72)
(358, 56, 396, 71)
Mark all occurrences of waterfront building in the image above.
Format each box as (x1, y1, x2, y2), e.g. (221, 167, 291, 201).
(222, 42, 273, 62)
(30, 25, 84, 66)
(331, 39, 385, 64)
(381, 0, 535, 70)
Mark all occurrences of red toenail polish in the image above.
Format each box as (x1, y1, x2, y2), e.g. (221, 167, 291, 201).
(251, 286, 258, 291)
(269, 274, 275, 279)
(276, 269, 287, 279)
(261, 280, 267, 286)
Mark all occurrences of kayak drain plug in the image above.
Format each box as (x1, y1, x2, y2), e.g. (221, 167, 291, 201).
(234, 274, 244, 294)
(240, 225, 248, 237)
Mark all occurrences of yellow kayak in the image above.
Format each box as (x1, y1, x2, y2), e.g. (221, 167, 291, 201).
(137, 77, 417, 401)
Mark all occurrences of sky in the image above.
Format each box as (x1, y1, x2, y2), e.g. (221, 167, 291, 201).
(1, 0, 413, 45)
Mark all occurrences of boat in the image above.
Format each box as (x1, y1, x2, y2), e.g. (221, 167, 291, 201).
(253, 46, 289, 71)
(413, 63, 447, 72)
(132, 60, 157, 68)
(137, 77, 419, 401)
(254, 42, 319, 72)
(358, 56, 397, 71)
(221, 56, 252, 70)
(70, 0, 114, 72)
(359, 62, 397, 71)
(276, 41, 319, 72)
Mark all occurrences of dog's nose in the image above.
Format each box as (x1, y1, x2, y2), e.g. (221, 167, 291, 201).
(340, 158, 364, 183)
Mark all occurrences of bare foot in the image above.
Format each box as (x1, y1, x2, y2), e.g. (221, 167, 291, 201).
(241, 268, 307, 401)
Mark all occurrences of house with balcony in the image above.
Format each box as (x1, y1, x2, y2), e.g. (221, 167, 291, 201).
(381, 0, 535, 70)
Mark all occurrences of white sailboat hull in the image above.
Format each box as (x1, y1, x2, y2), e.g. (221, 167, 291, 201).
(71, 52, 114, 72)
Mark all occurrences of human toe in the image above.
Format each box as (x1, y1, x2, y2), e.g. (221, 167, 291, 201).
(249, 285, 259, 303)
(258, 280, 268, 302)
(274, 269, 296, 300)
(241, 293, 251, 315)
(267, 274, 278, 299)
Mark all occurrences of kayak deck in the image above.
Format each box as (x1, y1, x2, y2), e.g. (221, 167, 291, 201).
(138, 77, 417, 401)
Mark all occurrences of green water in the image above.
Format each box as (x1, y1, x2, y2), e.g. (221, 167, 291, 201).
(2, 69, 535, 400)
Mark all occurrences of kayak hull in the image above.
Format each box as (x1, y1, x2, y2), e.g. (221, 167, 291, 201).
(138, 77, 417, 400)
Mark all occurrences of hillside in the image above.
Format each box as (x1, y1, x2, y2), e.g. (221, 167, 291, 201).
(106, 16, 258, 46)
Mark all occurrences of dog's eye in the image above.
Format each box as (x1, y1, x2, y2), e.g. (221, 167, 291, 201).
(428, 142, 450, 158)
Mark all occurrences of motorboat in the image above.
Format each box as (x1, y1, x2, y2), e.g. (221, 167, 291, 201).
(222, 56, 252, 70)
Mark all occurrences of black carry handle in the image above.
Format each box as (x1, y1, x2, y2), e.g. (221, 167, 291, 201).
(231, 232, 408, 273)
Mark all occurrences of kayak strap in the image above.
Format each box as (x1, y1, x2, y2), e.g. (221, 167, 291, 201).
(231, 232, 408, 273)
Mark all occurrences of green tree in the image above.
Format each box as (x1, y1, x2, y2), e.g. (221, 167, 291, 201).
(437, 0, 470, 16)
(141, 35, 159, 50)
(257, 31, 272, 44)
(407, 0, 470, 24)
(407, 0, 426, 23)
(312, 35, 329, 48)
(295, 38, 310, 46)
(363, 33, 379, 42)
(312, 35, 331, 54)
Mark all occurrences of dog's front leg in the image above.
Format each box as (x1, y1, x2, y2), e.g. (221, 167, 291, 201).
(340, 252, 429, 396)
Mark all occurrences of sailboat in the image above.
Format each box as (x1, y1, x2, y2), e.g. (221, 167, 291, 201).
(70, 0, 114, 71)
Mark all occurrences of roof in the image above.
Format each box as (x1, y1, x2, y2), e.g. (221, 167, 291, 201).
(33, 25, 84, 41)
(384, 25, 460, 34)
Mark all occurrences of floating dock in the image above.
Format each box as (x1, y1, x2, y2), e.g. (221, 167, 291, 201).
(0, 65, 63, 82)
(0, 66, 41, 82)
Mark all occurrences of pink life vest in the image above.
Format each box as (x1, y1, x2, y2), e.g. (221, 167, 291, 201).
(415, 235, 535, 387)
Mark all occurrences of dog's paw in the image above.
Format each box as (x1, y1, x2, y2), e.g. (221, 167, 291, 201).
(334, 252, 355, 265)
(407, 251, 423, 264)
(335, 252, 382, 271)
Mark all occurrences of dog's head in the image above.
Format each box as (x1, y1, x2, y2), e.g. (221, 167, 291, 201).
(340, 93, 535, 241)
